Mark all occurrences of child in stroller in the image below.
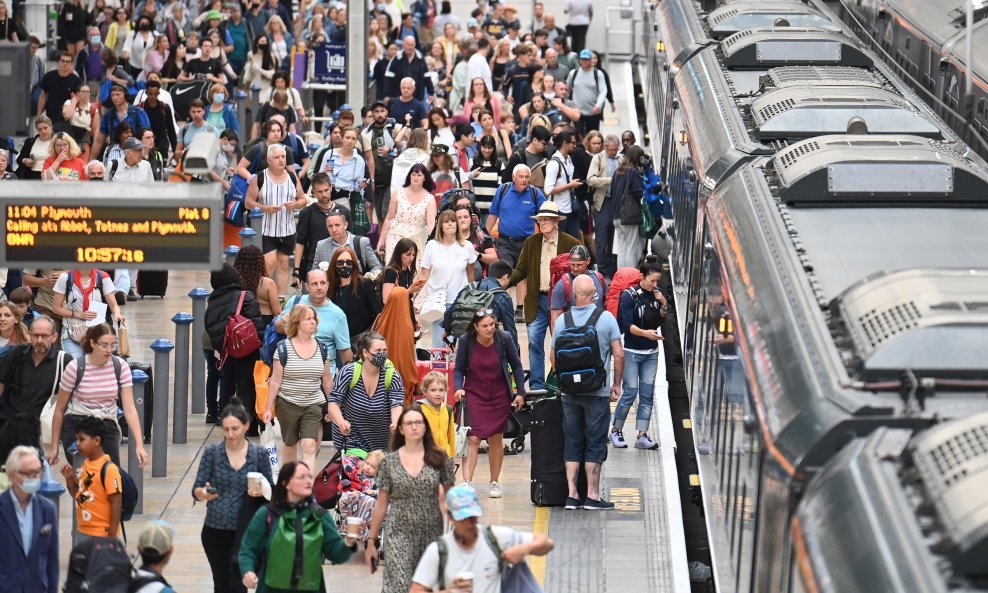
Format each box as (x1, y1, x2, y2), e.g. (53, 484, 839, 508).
(337, 449, 386, 544)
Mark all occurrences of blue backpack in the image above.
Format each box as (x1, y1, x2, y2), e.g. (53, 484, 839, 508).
(260, 295, 302, 366)
(553, 308, 607, 395)
(99, 459, 138, 522)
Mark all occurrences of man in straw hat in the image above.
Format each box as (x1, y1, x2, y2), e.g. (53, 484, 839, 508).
(506, 200, 580, 390)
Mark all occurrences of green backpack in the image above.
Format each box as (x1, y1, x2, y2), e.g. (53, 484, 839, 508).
(264, 505, 326, 591)
(349, 359, 397, 392)
(442, 283, 507, 340)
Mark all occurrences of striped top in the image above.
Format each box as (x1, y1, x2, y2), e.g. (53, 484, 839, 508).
(259, 169, 298, 238)
(329, 362, 405, 452)
(60, 356, 133, 419)
(277, 338, 329, 407)
(471, 158, 502, 213)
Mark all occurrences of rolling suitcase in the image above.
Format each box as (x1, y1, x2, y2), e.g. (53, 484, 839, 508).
(119, 361, 153, 444)
(416, 347, 457, 406)
(530, 396, 588, 506)
(136, 271, 168, 298)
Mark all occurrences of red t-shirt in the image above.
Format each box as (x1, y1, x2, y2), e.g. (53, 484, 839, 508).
(42, 156, 88, 181)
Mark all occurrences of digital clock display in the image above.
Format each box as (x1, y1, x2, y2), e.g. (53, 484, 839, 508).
(0, 183, 223, 269)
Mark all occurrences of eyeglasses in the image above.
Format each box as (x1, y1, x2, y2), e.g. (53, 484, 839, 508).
(18, 470, 42, 479)
(95, 341, 116, 349)
(59, 58, 72, 64)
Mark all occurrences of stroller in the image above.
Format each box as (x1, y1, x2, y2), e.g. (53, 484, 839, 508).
(503, 389, 549, 455)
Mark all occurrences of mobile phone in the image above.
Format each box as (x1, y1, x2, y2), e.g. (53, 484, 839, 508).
(205, 487, 219, 495)
(370, 558, 378, 573)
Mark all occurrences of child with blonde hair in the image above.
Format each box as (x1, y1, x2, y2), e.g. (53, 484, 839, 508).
(417, 371, 456, 458)
(337, 449, 386, 543)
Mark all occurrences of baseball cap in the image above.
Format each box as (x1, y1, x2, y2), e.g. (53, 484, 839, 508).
(206, 9, 222, 20)
(579, 49, 593, 60)
(467, 17, 479, 28)
(569, 245, 591, 261)
(122, 137, 143, 151)
(138, 520, 175, 556)
(370, 100, 388, 111)
(446, 483, 483, 521)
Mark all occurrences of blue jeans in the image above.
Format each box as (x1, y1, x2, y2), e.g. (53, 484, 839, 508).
(526, 294, 550, 389)
(61, 336, 84, 361)
(561, 395, 611, 463)
(613, 351, 659, 433)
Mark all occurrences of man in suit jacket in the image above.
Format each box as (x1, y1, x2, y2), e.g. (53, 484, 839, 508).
(509, 201, 581, 391)
(0, 446, 60, 593)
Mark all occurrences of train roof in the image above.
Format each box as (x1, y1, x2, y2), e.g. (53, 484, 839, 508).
(882, 0, 974, 44)
(796, 417, 988, 592)
(941, 20, 988, 80)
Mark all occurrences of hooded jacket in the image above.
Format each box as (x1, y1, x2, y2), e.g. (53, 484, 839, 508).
(390, 147, 431, 194)
(204, 264, 265, 353)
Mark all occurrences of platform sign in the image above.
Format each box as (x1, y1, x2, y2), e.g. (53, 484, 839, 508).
(312, 42, 347, 85)
(0, 182, 224, 269)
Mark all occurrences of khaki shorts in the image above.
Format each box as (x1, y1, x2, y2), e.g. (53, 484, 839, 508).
(275, 398, 325, 446)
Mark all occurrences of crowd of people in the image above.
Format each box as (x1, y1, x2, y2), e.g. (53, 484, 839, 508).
(0, 0, 675, 591)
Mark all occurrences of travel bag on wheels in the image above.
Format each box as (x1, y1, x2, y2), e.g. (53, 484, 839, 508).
(119, 361, 153, 444)
(136, 271, 168, 298)
(530, 396, 587, 506)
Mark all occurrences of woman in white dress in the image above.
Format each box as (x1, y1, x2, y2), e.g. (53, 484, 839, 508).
(379, 163, 438, 266)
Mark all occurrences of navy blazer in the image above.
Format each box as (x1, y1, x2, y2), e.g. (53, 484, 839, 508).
(453, 330, 527, 398)
(0, 490, 60, 593)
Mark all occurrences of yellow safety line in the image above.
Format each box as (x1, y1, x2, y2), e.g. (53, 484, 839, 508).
(529, 506, 551, 586)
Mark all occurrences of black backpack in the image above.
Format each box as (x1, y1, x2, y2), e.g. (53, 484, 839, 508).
(554, 308, 607, 395)
(63, 538, 135, 593)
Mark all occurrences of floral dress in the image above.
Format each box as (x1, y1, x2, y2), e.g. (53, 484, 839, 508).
(376, 451, 455, 593)
(384, 188, 431, 266)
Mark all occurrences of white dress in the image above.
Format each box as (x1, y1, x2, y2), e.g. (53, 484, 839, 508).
(384, 188, 432, 266)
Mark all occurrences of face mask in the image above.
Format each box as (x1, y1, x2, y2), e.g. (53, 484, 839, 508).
(90, 35, 102, 44)
(336, 266, 353, 279)
(213, 93, 225, 103)
(377, 3, 386, 11)
(139, 22, 151, 31)
(370, 350, 388, 368)
(21, 478, 41, 495)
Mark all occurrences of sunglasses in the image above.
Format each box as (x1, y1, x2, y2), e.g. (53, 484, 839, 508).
(474, 308, 494, 317)
(336, 260, 354, 267)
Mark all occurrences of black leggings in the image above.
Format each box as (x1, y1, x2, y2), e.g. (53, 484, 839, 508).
(221, 353, 258, 424)
(60, 415, 121, 466)
(201, 525, 247, 593)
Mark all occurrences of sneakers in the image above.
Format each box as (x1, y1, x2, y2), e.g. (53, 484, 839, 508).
(489, 481, 502, 498)
(514, 308, 525, 324)
(564, 497, 583, 510)
(205, 413, 216, 424)
(635, 433, 660, 450)
(127, 288, 138, 301)
(583, 498, 615, 510)
(609, 430, 628, 448)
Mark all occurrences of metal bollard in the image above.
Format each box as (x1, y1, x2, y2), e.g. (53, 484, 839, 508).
(189, 288, 209, 414)
(236, 89, 250, 138)
(225, 245, 240, 266)
(251, 84, 261, 118)
(249, 207, 263, 236)
(130, 369, 149, 514)
(150, 339, 174, 478)
(172, 313, 193, 444)
(239, 227, 258, 249)
(70, 443, 83, 537)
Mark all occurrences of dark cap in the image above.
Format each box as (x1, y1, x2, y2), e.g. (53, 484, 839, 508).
(121, 137, 144, 151)
(370, 100, 388, 111)
(569, 245, 591, 261)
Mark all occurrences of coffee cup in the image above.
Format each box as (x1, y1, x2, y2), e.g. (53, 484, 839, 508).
(246, 472, 263, 495)
(345, 517, 363, 538)
(454, 571, 474, 592)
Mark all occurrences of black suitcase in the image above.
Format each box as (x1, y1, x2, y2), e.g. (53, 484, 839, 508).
(530, 397, 588, 506)
(119, 361, 153, 444)
(136, 271, 168, 298)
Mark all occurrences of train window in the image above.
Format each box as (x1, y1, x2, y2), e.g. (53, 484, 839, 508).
(905, 36, 910, 50)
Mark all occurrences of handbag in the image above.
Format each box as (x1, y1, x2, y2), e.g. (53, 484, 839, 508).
(454, 401, 470, 459)
(117, 321, 131, 358)
(351, 199, 370, 236)
(417, 264, 453, 324)
(260, 420, 281, 477)
(639, 197, 659, 239)
(64, 317, 88, 342)
(40, 351, 68, 447)
(502, 562, 545, 593)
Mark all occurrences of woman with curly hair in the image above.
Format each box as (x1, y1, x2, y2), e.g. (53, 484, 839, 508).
(233, 245, 281, 326)
(327, 247, 383, 340)
(42, 132, 88, 181)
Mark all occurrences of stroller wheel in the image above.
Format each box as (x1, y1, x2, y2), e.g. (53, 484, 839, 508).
(510, 438, 525, 453)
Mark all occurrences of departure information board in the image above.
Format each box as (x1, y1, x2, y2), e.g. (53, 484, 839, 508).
(1, 182, 224, 269)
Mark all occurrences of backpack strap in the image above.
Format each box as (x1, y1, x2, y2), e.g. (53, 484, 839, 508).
(483, 526, 505, 575)
(349, 359, 395, 392)
(235, 291, 246, 316)
(436, 538, 448, 591)
(587, 307, 605, 328)
(109, 158, 120, 180)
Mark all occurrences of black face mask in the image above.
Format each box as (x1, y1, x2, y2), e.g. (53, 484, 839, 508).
(336, 266, 353, 279)
(139, 22, 151, 31)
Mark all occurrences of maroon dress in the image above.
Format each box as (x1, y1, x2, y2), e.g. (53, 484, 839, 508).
(463, 340, 512, 438)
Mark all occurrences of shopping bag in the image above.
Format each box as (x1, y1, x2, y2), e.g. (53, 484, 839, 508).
(639, 198, 659, 239)
(117, 322, 131, 358)
(454, 401, 470, 459)
(351, 200, 370, 236)
(254, 360, 271, 418)
(39, 351, 67, 447)
(417, 287, 448, 323)
(261, 420, 281, 476)
(502, 561, 545, 593)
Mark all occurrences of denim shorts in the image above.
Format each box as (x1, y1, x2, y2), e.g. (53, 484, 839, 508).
(561, 395, 611, 464)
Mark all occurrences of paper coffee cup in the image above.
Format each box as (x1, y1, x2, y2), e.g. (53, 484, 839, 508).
(345, 517, 362, 536)
(246, 472, 263, 493)
(455, 571, 474, 584)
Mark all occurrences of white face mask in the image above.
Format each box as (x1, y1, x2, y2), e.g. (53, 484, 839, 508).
(21, 477, 41, 495)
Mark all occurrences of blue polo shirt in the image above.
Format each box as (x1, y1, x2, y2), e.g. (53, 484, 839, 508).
(277, 295, 351, 375)
(100, 105, 151, 140)
(489, 182, 546, 239)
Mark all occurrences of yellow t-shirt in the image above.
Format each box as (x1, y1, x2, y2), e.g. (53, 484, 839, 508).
(75, 454, 122, 537)
(419, 400, 456, 459)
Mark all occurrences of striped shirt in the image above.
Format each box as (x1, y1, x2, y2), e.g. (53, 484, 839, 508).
(259, 169, 298, 238)
(329, 362, 405, 452)
(60, 356, 133, 419)
(470, 158, 502, 213)
(277, 338, 328, 407)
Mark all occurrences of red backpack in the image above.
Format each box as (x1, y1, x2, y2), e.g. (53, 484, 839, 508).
(606, 267, 642, 318)
(548, 253, 571, 294)
(220, 291, 261, 365)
